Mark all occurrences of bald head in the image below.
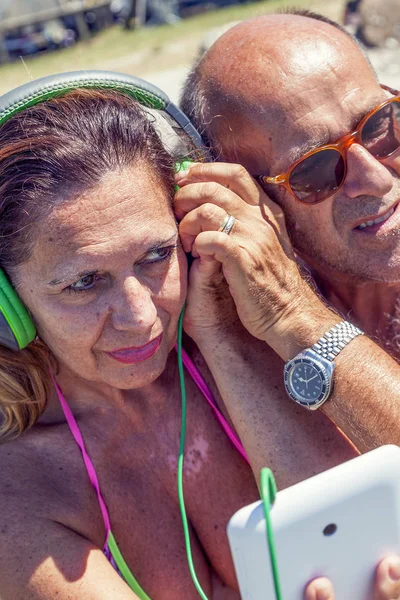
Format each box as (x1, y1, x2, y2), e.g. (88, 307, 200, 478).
(180, 11, 377, 163)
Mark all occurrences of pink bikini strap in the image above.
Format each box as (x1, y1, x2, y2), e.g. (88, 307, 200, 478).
(178, 347, 249, 464)
(52, 346, 248, 551)
(51, 375, 111, 547)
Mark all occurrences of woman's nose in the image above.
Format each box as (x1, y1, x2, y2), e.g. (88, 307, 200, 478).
(111, 277, 157, 332)
(342, 143, 393, 199)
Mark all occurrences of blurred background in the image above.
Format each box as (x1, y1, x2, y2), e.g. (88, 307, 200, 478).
(0, 0, 398, 102)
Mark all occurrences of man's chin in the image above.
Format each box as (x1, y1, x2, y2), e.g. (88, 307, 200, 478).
(313, 260, 400, 286)
(297, 247, 400, 287)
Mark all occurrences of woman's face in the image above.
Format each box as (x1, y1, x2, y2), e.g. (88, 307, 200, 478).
(16, 163, 187, 389)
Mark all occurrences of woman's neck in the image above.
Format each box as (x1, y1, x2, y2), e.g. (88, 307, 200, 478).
(40, 350, 179, 426)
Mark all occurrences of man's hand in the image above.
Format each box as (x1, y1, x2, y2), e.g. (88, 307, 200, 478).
(305, 557, 400, 600)
(174, 162, 311, 345)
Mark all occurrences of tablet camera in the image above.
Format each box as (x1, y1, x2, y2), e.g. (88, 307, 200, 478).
(323, 523, 337, 536)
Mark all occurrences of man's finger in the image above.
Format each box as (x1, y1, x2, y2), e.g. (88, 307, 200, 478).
(179, 203, 240, 253)
(191, 229, 241, 264)
(174, 181, 245, 220)
(175, 163, 285, 231)
(191, 231, 259, 298)
(374, 556, 400, 599)
(304, 577, 335, 600)
(175, 161, 286, 224)
(175, 162, 261, 206)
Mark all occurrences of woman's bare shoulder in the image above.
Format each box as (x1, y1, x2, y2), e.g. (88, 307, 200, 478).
(0, 430, 136, 600)
(0, 429, 139, 600)
(0, 424, 93, 526)
(1, 424, 75, 482)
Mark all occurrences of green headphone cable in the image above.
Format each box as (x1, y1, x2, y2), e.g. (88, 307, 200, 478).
(177, 306, 282, 600)
(260, 468, 283, 599)
(177, 306, 210, 600)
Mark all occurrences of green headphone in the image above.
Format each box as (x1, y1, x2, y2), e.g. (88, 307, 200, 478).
(0, 70, 206, 351)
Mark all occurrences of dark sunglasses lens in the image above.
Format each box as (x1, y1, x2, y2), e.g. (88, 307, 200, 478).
(289, 149, 345, 204)
(362, 100, 400, 158)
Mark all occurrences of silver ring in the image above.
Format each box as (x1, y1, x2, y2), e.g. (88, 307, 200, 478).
(218, 214, 236, 236)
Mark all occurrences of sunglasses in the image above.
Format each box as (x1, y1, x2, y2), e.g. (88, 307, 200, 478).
(258, 84, 400, 205)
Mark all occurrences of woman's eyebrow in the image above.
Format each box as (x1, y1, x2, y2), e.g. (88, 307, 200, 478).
(145, 233, 179, 254)
(47, 233, 179, 286)
(48, 269, 97, 286)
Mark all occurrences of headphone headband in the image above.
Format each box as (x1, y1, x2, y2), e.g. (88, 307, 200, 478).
(0, 70, 205, 151)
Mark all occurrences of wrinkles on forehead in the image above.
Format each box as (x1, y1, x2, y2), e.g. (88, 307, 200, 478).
(202, 13, 373, 103)
(200, 13, 378, 165)
(25, 164, 177, 289)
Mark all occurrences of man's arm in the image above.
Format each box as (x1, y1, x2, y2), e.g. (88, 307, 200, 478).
(191, 286, 400, 483)
(191, 317, 358, 488)
(269, 294, 400, 454)
(325, 334, 400, 450)
(175, 162, 400, 472)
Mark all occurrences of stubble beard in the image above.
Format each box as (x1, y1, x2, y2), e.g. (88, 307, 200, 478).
(286, 218, 400, 286)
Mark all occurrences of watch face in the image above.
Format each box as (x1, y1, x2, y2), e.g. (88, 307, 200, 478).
(284, 357, 330, 407)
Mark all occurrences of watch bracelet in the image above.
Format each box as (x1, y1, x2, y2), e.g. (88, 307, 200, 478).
(311, 320, 364, 362)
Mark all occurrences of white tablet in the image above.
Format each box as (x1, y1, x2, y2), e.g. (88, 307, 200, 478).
(228, 445, 400, 600)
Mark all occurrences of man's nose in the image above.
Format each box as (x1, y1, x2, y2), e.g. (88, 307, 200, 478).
(111, 277, 157, 332)
(342, 143, 393, 198)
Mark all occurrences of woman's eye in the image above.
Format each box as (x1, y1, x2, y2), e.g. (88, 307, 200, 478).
(63, 247, 176, 293)
(67, 274, 98, 293)
(143, 246, 175, 264)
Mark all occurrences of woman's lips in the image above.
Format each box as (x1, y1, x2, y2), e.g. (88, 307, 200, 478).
(107, 334, 162, 364)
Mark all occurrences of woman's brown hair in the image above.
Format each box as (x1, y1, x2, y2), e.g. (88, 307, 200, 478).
(0, 89, 176, 442)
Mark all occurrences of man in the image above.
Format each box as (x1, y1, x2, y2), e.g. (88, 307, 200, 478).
(177, 10, 400, 597)
(180, 9, 400, 353)
(179, 8, 400, 443)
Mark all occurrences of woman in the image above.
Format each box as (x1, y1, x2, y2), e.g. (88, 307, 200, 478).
(0, 81, 397, 600)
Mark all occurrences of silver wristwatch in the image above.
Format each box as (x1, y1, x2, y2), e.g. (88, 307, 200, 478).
(283, 321, 364, 410)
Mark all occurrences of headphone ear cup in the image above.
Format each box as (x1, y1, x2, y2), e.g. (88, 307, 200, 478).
(174, 160, 193, 192)
(0, 269, 36, 350)
(175, 160, 193, 174)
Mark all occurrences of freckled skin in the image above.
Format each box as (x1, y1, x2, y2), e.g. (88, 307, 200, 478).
(2, 162, 256, 599)
(4, 26, 400, 596)
(167, 436, 209, 477)
(186, 435, 210, 476)
(17, 162, 188, 391)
